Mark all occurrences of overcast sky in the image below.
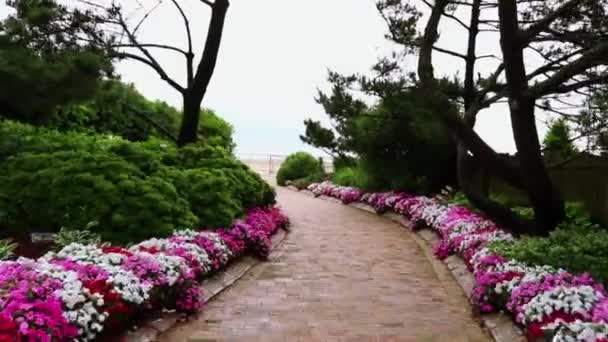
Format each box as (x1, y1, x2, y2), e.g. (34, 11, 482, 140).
(3, 0, 553, 157)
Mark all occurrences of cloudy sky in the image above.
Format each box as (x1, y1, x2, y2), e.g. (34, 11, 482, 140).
(3, 0, 553, 157)
(111, 0, 553, 158)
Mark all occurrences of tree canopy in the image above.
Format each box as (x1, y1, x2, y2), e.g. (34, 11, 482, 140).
(0, 0, 111, 122)
(302, 63, 458, 192)
(365, 0, 608, 234)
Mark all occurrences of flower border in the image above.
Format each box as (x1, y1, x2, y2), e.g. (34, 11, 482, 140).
(0, 207, 289, 341)
(304, 182, 608, 342)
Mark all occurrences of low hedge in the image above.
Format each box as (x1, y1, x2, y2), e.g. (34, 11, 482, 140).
(0, 120, 274, 244)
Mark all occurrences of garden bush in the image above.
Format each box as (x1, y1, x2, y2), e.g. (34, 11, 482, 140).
(332, 166, 369, 188)
(489, 202, 608, 283)
(0, 120, 274, 244)
(0, 150, 198, 243)
(490, 225, 608, 284)
(276, 152, 321, 186)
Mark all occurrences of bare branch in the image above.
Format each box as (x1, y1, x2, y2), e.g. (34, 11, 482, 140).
(200, 0, 214, 7)
(113, 11, 185, 93)
(476, 54, 500, 61)
(115, 52, 185, 93)
(443, 11, 471, 31)
(432, 46, 467, 60)
(133, 1, 162, 36)
(169, 0, 195, 86)
(169, 0, 193, 56)
(112, 43, 188, 56)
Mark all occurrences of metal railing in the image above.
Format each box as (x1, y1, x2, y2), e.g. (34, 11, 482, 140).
(237, 153, 334, 176)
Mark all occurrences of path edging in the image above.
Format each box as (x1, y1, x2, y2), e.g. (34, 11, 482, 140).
(123, 228, 289, 342)
(289, 186, 524, 342)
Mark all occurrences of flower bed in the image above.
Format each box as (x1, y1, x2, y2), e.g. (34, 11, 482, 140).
(0, 207, 288, 341)
(306, 181, 608, 341)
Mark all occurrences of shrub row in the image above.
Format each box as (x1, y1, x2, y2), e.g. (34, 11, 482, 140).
(0, 120, 275, 243)
(305, 182, 608, 341)
(0, 207, 288, 341)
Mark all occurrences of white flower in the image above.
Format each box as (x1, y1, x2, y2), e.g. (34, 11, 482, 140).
(521, 286, 602, 324)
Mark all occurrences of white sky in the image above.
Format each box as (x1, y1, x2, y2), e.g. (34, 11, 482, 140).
(2, 0, 554, 157)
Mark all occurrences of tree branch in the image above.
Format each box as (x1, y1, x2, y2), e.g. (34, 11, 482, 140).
(432, 46, 467, 60)
(526, 41, 608, 98)
(125, 104, 178, 143)
(115, 52, 185, 93)
(112, 43, 188, 56)
(521, 0, 585, 43)
(113, 11, 185, 93)
(169, 0, 194, 86)
(169, 0, 193, 55)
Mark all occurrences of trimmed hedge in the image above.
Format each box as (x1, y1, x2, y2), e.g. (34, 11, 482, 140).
(0, 120, 274, 244)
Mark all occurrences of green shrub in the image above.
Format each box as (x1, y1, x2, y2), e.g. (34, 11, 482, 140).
(50, 81, 235, 151)
(332, 166, 369, 188)
(0, 119, 121, 161)
(490, 202, 608, 283)
(332, 167, 356, 186)
(490, 225, 608, 284)
(0, 120, 274, 244)
(0, 150, 197, 243)
(276, 152, 322, 186)
(158, 167, 242, 229)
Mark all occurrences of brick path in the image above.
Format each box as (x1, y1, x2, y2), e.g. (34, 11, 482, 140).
(158, 188, 491, 342)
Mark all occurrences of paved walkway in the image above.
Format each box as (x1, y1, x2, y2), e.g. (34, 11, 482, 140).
(159, 188, 491, 341)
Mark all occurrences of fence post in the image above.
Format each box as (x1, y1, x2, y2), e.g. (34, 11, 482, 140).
(268, 155, 272, 174)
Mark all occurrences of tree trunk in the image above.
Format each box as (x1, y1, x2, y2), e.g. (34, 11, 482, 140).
(457, 147, 530, 235)
(177, 0, 230, 146)
(178, 94, 200, 147)
(497, 0, 565, 234)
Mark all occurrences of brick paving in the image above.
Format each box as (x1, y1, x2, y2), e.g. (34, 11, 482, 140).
(158, 188, 491, 342)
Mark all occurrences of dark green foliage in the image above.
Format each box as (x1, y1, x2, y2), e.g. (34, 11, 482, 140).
(199, 109, 235, 153)
(580, 87, 608, 155)
(490, 203, 608, 283)
(49, 80, 235, 151)
(448, 190, 528, 212)
(0, 120, 273, 243)
(490, 225, 608, 284)
(332, 154, 356, 170)
(353, 92, 456, 192)
(0, 150, 197, 243)
(543, 118, 577, 159)
(332, 166, 369, 188)
(50, 80, 179, 142)
(276, 152, 322, 186)
(301, 68, 457, 194)
(157, 168, 240, 229)
(0, 0, 110, 122)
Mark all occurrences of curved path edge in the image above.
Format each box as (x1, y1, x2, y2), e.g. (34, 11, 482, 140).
(290, 186, 525, 342)
(122, 228, 290, 342)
